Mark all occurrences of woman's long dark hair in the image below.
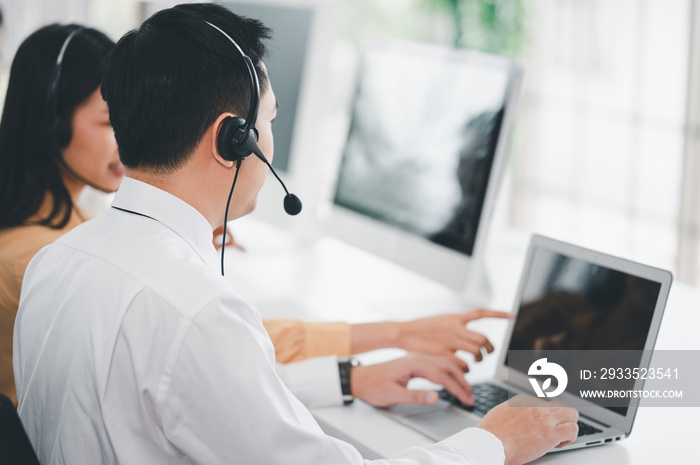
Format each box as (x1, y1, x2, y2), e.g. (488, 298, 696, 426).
(0, 24, 114, 229)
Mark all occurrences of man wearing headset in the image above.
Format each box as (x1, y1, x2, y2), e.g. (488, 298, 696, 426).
(14, 4, 578, 464)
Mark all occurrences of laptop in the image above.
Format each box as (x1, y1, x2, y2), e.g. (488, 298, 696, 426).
(382, 234, 672, 452)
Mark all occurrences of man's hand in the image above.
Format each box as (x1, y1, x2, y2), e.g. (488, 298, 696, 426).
(476, 395, 579, 465)
(350, 354, 474, 408)
(395, 309, 513, 361)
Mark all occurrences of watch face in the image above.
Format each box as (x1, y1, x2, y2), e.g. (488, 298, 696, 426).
(339, 360, 355, 398)
(342, 359, 360, 405)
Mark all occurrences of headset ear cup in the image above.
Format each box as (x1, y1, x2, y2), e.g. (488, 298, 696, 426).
(239, 129, 262, 159)
(217, 116, 249, 162)
(54, 118, 72, 148)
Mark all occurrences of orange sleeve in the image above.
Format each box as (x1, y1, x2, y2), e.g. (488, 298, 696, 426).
(262, 319, 352, 363)
(0, 224, 72, 406)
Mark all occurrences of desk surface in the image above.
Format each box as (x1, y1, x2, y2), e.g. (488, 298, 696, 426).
(225, 217, 700, 464)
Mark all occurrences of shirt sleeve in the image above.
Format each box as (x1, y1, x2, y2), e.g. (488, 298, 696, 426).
(276, 355, 343, 408)
(263, 319, 352, 362)
(159, 294, 505, 465)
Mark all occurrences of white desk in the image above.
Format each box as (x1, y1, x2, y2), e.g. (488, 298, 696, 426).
(225, 217, 700, 464)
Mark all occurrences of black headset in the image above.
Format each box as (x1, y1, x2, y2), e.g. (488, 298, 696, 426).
(45, 26, 84, 149)
(45, 26, 117, 194)
(205, 21, 302, 275)
(206, 22, 262, 164)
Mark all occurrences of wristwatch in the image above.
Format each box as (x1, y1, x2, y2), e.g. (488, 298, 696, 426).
(338, 358, 360, 405)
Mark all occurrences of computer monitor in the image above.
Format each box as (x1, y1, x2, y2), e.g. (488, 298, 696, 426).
(220, 0, 337, 227)
(220, 0, 310, 172)
(328, 40, 523, 293)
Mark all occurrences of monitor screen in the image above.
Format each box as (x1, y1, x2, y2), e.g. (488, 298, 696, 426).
(222, 1, 314, 173)
(506, 246, 662, 415)
(333, 41, 519, 256)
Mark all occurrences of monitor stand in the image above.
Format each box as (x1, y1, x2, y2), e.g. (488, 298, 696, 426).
(462, 255, 493, 308)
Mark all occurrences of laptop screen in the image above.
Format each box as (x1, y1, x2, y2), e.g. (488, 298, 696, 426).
(505, 246, 662, 415)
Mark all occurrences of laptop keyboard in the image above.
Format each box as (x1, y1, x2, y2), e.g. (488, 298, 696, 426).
(438, 383, 603, 437)
(438, 383, 510, 416)
(576, 421, 603, 437)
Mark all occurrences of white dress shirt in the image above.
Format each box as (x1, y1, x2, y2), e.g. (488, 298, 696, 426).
(14, 177, 504, 465)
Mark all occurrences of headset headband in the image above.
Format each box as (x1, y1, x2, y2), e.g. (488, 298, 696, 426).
(56, 28, 82, 65)
(46, 27, 84, 123)
(204, 21, 260, 135)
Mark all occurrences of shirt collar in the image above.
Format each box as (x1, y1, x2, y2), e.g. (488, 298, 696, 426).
(111, 177, 219, 270)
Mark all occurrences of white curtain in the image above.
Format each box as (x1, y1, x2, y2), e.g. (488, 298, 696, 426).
(0, 0, 88, 67)
(509, 0, 690, 275)
(677, 0, 700, 285)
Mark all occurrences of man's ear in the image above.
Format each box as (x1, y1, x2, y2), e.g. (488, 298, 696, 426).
(210, 112, 236, 168)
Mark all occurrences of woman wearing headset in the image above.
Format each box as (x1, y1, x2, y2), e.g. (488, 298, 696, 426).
(0, 24, 118, 405)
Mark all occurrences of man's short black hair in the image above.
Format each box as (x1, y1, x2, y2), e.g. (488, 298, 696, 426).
(101, 3, 271, 172)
